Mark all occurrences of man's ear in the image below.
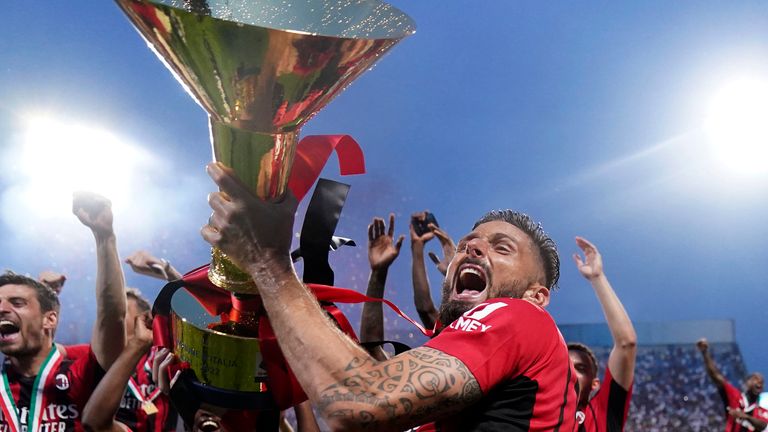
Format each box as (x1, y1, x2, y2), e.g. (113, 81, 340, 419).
(523, 284, 550, 307)
(591, 377, 601, 392)
(43, 310, 58, 332)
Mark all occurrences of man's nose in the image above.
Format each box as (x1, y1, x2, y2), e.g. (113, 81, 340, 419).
(465, 238, 488, 258)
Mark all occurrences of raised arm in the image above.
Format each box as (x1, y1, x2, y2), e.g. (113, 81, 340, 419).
(201, 163, 481, 431)
(82, 314, 153, 432)
(73, 191, 126, 368)
(696, 338, 726, 389)
(362, 214, 404, 361)
(409, 212, 438, 330)
(125, 250, 183, 281)
(573, 237, 636, 390)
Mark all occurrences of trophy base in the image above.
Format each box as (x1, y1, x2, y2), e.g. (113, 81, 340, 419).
(208, 247, 258, 293)
(171, 288, 269, 393)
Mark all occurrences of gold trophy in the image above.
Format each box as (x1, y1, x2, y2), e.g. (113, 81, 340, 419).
(115, 0, 414, 416)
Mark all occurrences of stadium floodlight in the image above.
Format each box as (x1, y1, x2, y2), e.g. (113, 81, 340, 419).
(705, 76, 768, 177)
(18, 115, 150, 215)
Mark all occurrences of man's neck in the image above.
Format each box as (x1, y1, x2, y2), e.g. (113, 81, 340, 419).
(8, 345, 52, 378)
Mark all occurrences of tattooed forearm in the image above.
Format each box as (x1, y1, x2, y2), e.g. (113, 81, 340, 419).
(316, 347, 482, 431)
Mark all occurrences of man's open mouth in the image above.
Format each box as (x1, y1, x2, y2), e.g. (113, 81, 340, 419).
(0, 320, 20, 342)
(197, 417, 221, 432)
(453, 263, 489, 299)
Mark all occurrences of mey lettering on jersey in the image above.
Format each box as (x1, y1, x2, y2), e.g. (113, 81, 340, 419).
(0, 403, 80, 431)
(448, 302, 508, 333)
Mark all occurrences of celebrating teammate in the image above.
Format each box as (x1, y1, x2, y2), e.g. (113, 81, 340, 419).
(568, 237, 636, 431)
(698, 338, 767, 432)
(0, 192, 127, 431)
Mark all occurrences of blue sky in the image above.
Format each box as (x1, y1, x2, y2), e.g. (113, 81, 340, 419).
(1, 2, 767, 371)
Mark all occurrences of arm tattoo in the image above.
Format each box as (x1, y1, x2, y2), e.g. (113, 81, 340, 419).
(317, 347, 482, 429)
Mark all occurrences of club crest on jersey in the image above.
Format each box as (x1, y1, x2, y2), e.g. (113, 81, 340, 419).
(448, 302, 508, 333)
(55, 373, 70, 390)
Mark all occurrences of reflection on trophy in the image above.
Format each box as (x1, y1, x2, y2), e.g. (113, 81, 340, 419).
(114, 0, 414, 424)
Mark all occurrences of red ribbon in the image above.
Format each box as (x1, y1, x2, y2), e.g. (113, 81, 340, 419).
(288, 135, 365, 202)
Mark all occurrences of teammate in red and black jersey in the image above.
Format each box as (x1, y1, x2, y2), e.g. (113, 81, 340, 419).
(0, 192, 128, 432)
(698, 338, 768, 432)
(82, 313, 154, 432)
(568, 237, 636, 432)
(120, 251, 189, 431)
(201, 164, 577, 431)
(111, 288, 177, 432)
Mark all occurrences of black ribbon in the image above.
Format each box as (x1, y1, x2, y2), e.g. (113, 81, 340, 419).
(294, 178, 352, 286)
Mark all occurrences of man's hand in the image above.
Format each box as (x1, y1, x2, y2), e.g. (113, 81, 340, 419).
(697, 338, 709, 353)
(38, 271, 66, 295)
(201, 162, 298, 284)
(368, 214, 404, 271)
(125, 250, 181, 281)
(151, 348, 179, 395)
(427, 224, 455, 276)
(573, 236, 604, 280)
(410, 212, 435, 246)
(728, 407, 747, 419)
(73, 191, 114, 238)
(130, 313, 153, 352)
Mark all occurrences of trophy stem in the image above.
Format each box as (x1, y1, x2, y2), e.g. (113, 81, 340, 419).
(208, 120, 300, 293)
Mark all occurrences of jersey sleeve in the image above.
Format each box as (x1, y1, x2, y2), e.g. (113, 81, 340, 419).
(424, 299, 560, 394)
(61, 344, 91, 361)
(720, 380, 743, 411)
(592, 366, 632, 430)
(67, 345, 106, 408)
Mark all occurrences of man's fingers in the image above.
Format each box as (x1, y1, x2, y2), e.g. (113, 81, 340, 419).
(207, 191, 234, 217)
(206, 162, 249, 198)
(575, 236, 596, 252)
(387, 213, 396, 238)
(428, 252, 441, 266)
(430, 225, 455, 247)
(152, 348, 169, 378)
(72, 207, 90, 223)
(157, 351, 177, 393)
(367, 221, 375, 242)
(201, 224, 222, 246)
(395, 235, 405, 251)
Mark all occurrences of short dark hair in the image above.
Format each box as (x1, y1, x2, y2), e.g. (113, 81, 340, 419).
(126, 288, 151, 313)
(568, 342, 599, 377)
(472, 210, 560, 289)
(0, 271, 60, 313)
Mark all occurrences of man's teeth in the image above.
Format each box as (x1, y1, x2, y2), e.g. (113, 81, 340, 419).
(460, 268, 483, 278)
(0, 320, 19, 336)
(457, 266, 487, 293)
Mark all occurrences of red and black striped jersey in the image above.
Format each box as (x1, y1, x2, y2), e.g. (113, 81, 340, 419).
(424, 299, 578, 432)
(1, 346, 104, 432)
(720, 380, 768, 432)
(115, 350, 177, 432)
(577, 367, 632, 432)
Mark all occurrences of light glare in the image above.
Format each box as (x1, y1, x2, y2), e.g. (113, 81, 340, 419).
(705, 77, 768, 176)
(18, 116, 149, 215)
